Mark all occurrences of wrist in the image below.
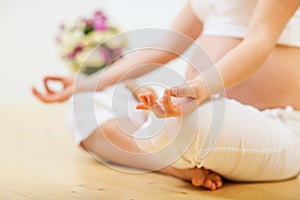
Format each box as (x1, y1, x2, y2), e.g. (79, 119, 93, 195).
(73, 76, 93, 93)
(189, 77, 210, 103)
(200, 67, 225, 97)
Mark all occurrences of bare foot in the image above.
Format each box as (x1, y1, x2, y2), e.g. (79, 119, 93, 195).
(161, 167, 223, 191)
(189, 167, 223, 190)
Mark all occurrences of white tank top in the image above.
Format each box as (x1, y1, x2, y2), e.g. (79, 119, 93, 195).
(191, 0, 300, 47)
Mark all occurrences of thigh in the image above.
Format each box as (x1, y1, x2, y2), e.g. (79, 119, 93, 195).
(198, 97, 300, 181)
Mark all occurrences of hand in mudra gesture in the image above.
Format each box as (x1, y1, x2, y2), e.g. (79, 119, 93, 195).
(32, 76, 75, 103)
(136, 78, 209, 118)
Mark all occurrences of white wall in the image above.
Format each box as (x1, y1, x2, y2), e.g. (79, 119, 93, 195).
(0, 0, 186, 104)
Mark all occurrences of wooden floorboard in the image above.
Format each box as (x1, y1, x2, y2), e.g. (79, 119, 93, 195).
(0, 103, 299, 200)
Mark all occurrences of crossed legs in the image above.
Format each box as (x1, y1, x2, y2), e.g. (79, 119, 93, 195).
(71, 83, 300, 191)
(81, 118, 223, 190)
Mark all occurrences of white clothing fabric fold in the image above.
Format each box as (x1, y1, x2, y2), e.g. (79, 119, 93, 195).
(66, 87, 300, 181)
(190, 0, 300, 47)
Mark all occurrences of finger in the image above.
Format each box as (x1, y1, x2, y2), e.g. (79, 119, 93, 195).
(146, 93, 168, 117)
(145, 93, 151, 106)
(136, 103, 150, 110)
(166, 88, 176, 96)
(32, 87, 68, 103)
(32, 87, 45, 100)
(162, 90, 178, 115)
(31, 87, 40, 97)
(139, 93, 168, 118)
(32, 87, 51, 103)
(138, 94, 149, 106)
(45, 76, 71, 87)
(43, 78, 56, 94)
(146, 92, 156, 107)
(149, 103, 167, 118)
(44, 76, 64, 82)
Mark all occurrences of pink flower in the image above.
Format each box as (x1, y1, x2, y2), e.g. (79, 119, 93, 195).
(75, 44, 84, 52)
(93, 20, 108, 31)
(67, 45, 83, 59)
(94, 11, 107, 21)
(60, 23, 65, 30)
(93, 10, 108, 31)
(81, 18, 94, 26)
(99, 48, 112, 63)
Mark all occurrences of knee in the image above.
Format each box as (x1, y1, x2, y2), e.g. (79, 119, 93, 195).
(79, 142, 88, 151)
(79, 129, 100, 152)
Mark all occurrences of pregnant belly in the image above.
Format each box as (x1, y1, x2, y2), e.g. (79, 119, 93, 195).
(186, 35, 300, 110)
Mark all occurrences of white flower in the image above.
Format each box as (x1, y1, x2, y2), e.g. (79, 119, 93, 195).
(57, 12, 125, 75)
(91, 31, 106, 43)
(104, 34, 126, 49)
(75, 49, 105, 68)
(60, 30, 83, 53)
(59, 46, 72, 56)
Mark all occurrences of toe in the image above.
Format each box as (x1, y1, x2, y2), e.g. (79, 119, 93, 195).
(205, 171, 223, 190)
(187, 168, 223, 190)
(203, 179, 213, 189)
(215, 180, 223, 188)
(191, 169, 205, 187)
(210, 183, 217, 191)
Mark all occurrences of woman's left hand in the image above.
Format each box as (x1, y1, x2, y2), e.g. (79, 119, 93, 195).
(136, 89, 197, 118)
(136, 77, 210, 118)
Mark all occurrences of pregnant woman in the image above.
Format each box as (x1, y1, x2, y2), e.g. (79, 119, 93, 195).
(33, 0, 300, 190)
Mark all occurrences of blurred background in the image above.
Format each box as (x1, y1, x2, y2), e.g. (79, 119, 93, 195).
(0, 0, 186, 104)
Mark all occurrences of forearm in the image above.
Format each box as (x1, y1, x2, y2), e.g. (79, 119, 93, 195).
(201, 36, 274, 95)
(137, 0, 300, 118)
(200, 0, 300, 98)
(76, 48, 178, 92)
(74, 1, 203, 93)
(220, 37, 274, 86)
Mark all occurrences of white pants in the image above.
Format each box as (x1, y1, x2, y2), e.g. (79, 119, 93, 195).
(67, 84, 300, 181)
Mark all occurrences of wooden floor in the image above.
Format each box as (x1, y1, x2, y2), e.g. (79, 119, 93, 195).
(0, 103, 299, 200)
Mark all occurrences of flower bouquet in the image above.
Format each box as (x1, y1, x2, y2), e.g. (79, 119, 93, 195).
(57, 10, 126, 75)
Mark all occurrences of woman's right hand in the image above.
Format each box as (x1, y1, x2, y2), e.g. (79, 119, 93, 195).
(32, 76, 75, 103)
